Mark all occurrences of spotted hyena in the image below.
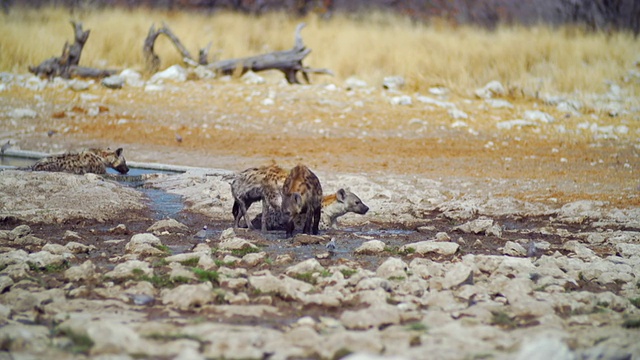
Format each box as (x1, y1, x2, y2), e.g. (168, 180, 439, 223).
(281, 164, 323, 237)
(28, 148, 129, 175)
(251, 188, 369, 230)
(231, 163, 288, 231)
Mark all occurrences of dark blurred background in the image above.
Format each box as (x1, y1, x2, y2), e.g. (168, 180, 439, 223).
(3, 0, 639, 35)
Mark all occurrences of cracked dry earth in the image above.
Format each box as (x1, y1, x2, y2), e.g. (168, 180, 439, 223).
(1, 71, 640, 359)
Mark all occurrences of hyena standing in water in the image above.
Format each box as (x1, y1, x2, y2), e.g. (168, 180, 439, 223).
(27, 148, 129, 175)
(231, 164, 288, 231)
(281, 164, 323, 238)
(251, 188, 369, 230)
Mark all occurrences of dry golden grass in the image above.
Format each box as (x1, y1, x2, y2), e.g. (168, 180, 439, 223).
(1, 6, 638, 96)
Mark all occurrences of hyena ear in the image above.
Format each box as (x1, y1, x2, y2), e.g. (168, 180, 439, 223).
(115, 148, 123, 156)
(336, 188, 347, 202)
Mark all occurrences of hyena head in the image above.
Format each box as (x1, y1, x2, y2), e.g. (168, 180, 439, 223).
(336, 188, 369, 214)
(281, 192, 304, 225)
(90, 148, 129, 174)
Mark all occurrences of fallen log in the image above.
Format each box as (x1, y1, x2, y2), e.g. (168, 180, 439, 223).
(208, 23, 333, 84)
(143, 22, 332, 84)
(28, 21, 116, 79)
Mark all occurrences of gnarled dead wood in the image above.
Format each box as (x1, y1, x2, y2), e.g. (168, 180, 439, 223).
(143, 22, 332, 84)
(143, 23, 209, 72)
(208, 23, 333, 84)
(28, 21, 116, 79)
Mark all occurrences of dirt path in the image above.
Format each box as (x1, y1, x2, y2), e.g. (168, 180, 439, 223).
(1, 73, 638, 209)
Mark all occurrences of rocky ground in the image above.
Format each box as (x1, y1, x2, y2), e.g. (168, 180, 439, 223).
(1, 67, 640, 359)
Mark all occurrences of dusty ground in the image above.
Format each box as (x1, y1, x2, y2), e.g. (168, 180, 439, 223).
(1, 71, 638, 209)
(2, 71, 640, 359)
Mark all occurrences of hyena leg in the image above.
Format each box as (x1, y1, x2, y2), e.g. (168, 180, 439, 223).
(302, 210, 313, 234)
(285, 220, 295, 238)
(260, 199, 270, 232)
(234, 200, 253, 229)
(312, 206, 321, 235)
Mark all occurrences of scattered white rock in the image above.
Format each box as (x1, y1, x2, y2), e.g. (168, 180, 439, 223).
(475, 80, 505, 99)
(496, 119, 538, 130)
(448, 108, 468, 119)
(523, 110, 554, 123)
(150, 64, 187, 83)
(241, 71, 265, 85)
(390, 95, 412, 105)
(8, 108, 37, 119)
(101, 75, 125, 89)
(485, 99, 513, 108)
(355, 240, 386, 254)
(382, 76, 405, 90)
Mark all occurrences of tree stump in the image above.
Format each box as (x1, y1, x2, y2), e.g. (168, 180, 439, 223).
(28, 21, 116, 79)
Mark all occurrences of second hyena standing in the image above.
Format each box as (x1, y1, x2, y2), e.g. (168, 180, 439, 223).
(281, 164, 323, 237)
(231, 164, 288, 231)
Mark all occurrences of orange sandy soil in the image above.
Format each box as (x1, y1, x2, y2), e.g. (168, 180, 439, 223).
(2, 73, 639, 209)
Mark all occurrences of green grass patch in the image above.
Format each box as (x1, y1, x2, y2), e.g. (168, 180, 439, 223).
(152, 258, 169, 268)
(629, 297, 640, 309)
(340, 269, 357, 278)
(404, 322, 428, 332)
(191, 268, 219, 284)
(622, 318, 640, 329)
(154, 244, 171, 254)
(179, 257, 200, 267)
(28, 262, 68, 273)
(54, 327, 94, 355)
(145, 333, 203, 343)
(230, 246, 260, 257)
(291, 272, 316, 285)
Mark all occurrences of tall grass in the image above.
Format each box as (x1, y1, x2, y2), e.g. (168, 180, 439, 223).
(1, 6, 637, 95)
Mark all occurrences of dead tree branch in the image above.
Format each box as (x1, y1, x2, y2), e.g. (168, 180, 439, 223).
(208, 23, 333, 84)
(28, 21, 116, 79)
(143, 22, 332, 84)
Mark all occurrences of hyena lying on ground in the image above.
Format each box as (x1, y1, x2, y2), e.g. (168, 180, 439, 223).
(230, 163, 288, 231)
(250, 188, 369, 230)
(25, 148, 129, 175)
(281, 164, 323, 237)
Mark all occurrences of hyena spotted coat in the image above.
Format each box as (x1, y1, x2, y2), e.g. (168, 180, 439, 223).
(231, 164, 288, 231)
(250, 188, 369, 230)
(28, 148, 129, 175)
(281, 164, 323, 237)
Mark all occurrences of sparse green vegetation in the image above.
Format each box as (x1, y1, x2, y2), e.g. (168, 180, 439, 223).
(152, 259, 169, 268)
(191, 268, 219, 284)
(630, 297, 640, 309)
(320, 269, 332, 278)
(622, 318, 640, 329)
(28, 262, 68, 273)
(179, 257, 200, 267)
(340, 269, 358, 279)
(404, 322, 428, 332)
(231, 247, 260, 257)
(54, 327, 94, 355)
(145, 332, 203, 343)
(291, 272, 316, 285)
(490, 311, 516, 329)
(154, 244, 171, 254)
